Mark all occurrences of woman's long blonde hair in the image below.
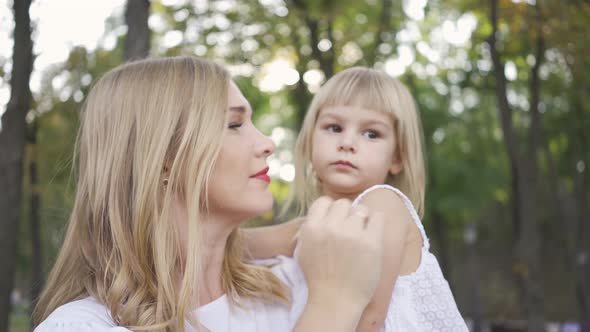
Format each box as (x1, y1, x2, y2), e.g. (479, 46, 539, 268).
(34, 57, 288, 331)
(289, 67, 426, 217)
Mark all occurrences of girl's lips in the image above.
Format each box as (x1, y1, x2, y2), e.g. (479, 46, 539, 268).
(332, 160, 356, 169)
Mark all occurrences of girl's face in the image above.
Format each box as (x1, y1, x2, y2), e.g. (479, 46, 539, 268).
(311, 105, 403, 200)
(207, 82, 276, 223)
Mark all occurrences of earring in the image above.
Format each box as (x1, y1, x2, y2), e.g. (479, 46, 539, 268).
(163, 178, 169, 186)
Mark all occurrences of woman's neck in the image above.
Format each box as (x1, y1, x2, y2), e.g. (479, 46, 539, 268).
(172, 199, 238, 306)
(197, 219, 234, 305)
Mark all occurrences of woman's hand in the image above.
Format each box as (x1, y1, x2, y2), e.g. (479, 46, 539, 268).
(294, 196, 385, 331)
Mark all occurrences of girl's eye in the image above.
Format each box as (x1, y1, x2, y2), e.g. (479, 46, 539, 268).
(326, 124, 342, 133)
(363, 130, 379, 139)
(228, 123, 242, 129)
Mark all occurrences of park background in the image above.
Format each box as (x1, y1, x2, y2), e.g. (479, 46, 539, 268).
(0, 0, 588, 331)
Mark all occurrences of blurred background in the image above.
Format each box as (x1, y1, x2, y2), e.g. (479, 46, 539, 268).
(0, 0, 588, 331)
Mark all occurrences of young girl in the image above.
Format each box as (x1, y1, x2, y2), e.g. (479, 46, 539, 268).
(249, 67, 468, 331)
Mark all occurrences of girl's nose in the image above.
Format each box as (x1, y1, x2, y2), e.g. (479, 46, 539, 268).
(338, 133, 356, 153)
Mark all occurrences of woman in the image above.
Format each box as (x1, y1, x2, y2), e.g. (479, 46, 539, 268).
(33, 56, 384, 332)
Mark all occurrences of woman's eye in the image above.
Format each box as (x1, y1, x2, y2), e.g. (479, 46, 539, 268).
(363, 130, 379, 139)
(326, 124, 342, 133)
(228, 123, 242, 129)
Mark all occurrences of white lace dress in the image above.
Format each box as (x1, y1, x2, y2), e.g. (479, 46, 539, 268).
(352, 184, 468, 332)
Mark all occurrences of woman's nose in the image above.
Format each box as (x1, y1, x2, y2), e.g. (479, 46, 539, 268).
(257, 132, 276, 158)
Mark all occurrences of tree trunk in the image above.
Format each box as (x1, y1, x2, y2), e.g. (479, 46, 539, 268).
(465, 223, 483, 332)
(290, 0, 335, 79)
(571, 82, 590, 332)
(367, 0, 393, 67)
(124, 0, 151, 61)
(28, 119, 43, 329)
(487, 1, 545, 330)
(290, 27, 312, 132)
(0, 0, 33, 330)
(431, 209, 451, 279)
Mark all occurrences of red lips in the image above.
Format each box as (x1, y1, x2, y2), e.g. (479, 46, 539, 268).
(250, 166, 271, 183)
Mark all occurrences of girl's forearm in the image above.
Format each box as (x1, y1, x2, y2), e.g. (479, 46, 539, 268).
(243, 217, 304, 259)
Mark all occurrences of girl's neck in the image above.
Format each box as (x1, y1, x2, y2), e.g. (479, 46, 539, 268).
(322, 187, 361, 202)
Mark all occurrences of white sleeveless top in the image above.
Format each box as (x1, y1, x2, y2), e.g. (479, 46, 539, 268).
(35, 185, 467, 332)
(351, 184, 468, 332)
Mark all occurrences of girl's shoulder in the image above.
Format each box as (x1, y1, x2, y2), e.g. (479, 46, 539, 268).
(352, 185, 416, 217)
(353, 184, 430, 250)
(34, 297, 130, 332)
(352, 185, 409, 208)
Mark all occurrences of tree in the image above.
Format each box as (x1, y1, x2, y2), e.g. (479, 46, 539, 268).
(0, 0, 33, 331)
(124, 0, 151, 61)
(486, 0, 546, 330)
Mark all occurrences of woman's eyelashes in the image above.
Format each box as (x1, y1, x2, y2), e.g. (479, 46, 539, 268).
(228, 122, 243, 129)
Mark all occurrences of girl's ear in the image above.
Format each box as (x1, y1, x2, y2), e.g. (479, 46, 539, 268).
(389, 149, 403, 175)
(389, 160, 403, 175)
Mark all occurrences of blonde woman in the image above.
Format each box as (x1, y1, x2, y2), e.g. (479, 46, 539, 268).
(252, 67, 468, 331)
(33, 57, 385, 332)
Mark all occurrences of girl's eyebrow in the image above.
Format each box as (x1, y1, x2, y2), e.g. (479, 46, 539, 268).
(362, 119, 390, 129)
(317, 112, 342, 120)
(318, 112, 390, 129)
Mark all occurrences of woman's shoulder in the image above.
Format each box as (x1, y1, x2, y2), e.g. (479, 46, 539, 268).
(34, 297, 131, 332)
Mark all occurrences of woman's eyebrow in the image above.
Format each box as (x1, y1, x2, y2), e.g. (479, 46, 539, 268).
(229, 106, 247, 114)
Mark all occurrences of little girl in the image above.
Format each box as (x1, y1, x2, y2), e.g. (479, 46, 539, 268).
(247, 67, 468, 331)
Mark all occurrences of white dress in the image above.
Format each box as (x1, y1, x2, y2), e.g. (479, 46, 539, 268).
(35, 185, 467, 332)
(351, 184, 468, 332)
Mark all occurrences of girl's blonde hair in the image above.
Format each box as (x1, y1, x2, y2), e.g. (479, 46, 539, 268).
(34, 57, 288, 331)
(290, 67, 426, 217)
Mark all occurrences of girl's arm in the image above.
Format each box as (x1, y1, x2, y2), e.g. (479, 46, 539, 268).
(354, 189, 413, 332)
(242, 217, 305, 259)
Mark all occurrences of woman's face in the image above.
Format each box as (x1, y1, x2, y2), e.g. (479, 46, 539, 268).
(207, 82, 276, 223)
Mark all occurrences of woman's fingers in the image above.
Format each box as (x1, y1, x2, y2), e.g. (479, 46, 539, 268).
(296, 197, 385, 308)
(306, 196, 333, 226)
(325, 199, 352, 226)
